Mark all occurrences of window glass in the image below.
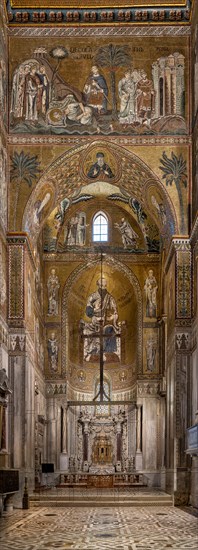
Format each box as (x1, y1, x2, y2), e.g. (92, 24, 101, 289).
(93, 212, 108, 242)
(95, 379, 110, 416)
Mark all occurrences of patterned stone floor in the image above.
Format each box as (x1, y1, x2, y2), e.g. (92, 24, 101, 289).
(0, 506, 197, 549)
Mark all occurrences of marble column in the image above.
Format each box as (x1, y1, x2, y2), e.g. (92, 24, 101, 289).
(60, 407, 68, 471)
(135, 405, 143, 470)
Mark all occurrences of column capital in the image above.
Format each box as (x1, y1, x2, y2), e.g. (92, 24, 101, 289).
(165, 236, 191, 274)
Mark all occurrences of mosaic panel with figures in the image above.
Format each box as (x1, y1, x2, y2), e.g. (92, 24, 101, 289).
(9, 36, 188, 136)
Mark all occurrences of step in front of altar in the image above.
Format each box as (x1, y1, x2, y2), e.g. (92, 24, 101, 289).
(29, 490, 173, 507)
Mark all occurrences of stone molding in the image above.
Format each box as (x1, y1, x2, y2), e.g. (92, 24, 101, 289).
(44, 252, 160, 265)
(137, 381, 160, 397)
(7, 24, 191, 35)
(165, 237, 191, 274)
(46, 383, 67, 396)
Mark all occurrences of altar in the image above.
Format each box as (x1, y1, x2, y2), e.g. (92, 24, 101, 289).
(87, 474, 114, 488)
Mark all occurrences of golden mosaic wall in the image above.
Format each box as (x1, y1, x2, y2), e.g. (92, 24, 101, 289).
(3, 22, 194, 396)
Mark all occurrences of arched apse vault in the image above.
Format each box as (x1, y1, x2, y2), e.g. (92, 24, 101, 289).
(61, 255, 143, 388)
(22, 140, 178, 245)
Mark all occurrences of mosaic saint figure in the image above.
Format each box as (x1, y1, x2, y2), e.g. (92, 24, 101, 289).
(25, 66, 40, 122)
(136, 70, 155, 125)
(36, 65, 49, 117)
(47, 332, 58, 371)
(146, 338, 156, 372)
(118, 69, 141, 123)
(76, 213, 86, 246)
(151, 195, 167, 226)
(66, 215, 79, 245)
(81, 277, 121, 362)
(27, 274, 32, 316)
(144, 270, 158, 318)
(66, 212, 86, 246)
(11, 62, 49, 122)
(118, 70, 136, 122)
(10, 64, 30, 119)
(115, 218, 139, 248)
(83, 65, 108, 114)
(87, 152, 114, 179)
(39, 342, 45, 371)
(33, 193, 51, 227)
(47, 268, 60, 316)
(0, 59, 6, 115)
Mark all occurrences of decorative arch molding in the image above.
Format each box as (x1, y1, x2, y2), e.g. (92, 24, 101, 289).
(61, 255, 143, 382)
(22, 139, 178, 243)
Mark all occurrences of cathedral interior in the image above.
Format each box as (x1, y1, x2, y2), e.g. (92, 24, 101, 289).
(0, 0, 198, 547)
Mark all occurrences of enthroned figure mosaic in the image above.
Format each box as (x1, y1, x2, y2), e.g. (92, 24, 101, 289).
(80, 276, 124, 363)
(9, 37, 187, 136)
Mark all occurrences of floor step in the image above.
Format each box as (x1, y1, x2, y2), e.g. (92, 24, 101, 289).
(30, 498, 173, 507)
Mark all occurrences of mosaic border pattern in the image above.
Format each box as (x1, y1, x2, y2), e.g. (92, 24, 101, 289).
(7, 24, 191, 35)
(8, 243, 24, 320)
(8, 135, 192, 146)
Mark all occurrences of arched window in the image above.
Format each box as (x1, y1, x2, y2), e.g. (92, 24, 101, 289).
(92, 211, 108, 242)
(95, 378, 110, 416)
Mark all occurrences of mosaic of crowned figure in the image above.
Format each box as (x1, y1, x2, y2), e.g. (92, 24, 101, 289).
(80, 276, 123, 363)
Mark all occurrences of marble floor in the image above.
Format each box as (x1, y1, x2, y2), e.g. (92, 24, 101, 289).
(0, 506, 197, 549)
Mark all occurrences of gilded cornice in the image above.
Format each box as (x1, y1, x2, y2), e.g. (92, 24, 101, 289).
(5, 0, 193, 27)
(10, 0, 188, 7)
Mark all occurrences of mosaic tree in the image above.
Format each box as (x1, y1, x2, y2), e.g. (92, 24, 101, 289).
(159, 151, 187, 233)
(95, 43, 131, 116)
(10, 151, 41, 230)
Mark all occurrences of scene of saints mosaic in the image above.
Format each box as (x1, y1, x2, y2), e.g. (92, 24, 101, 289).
(9, 37, 188, 136)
